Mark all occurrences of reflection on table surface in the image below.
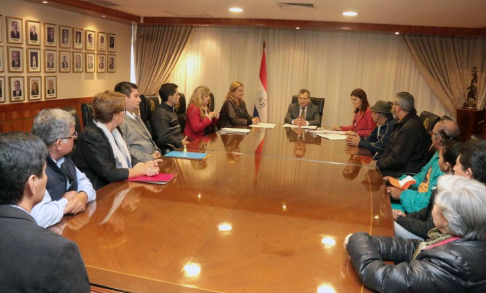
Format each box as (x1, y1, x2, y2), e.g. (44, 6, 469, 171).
(53, 151, 392, 293)
(185, 126, 375, 166)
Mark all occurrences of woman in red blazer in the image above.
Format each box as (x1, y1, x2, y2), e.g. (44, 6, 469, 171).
(333, 88, 376, 137)
(184, 86, 219, 141)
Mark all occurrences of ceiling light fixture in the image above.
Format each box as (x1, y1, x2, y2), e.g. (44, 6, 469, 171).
(42, 1, 48, 3)
(102, 15, 106, 18)
(342, 11, 357, 16)
(229, 7, 243, 12)
(296, 27, 300, 30)
(395, 32, 400, 35)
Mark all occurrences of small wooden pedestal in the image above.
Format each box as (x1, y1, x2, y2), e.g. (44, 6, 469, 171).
(456, 108, 485, 141)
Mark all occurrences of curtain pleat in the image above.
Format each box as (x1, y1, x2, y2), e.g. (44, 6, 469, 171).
(135, 25, 193, 95)
(403, 35, 486, 116)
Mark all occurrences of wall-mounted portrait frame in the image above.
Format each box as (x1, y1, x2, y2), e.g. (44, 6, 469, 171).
(107, 54, 116, 73)
(97, 53, 106, 73)
(97, 32, 107, 52)
(9, 76, 25, 103)
(108, 34, 116, 52)
(45, 76, 57, 99)
(0, 77, 5, 103)
(45, 23, 57, 47)
(0, 47, 4, 72)
(73, 51, 83, 73)
(0, 15, 3, 43)
(7, 16, 23, 44)
(26, 20, 41, 46)
(45, 49, 57, 73)
(85, 30, 95, 51)
(59, 50, 71, 73)
(28, 76, 42, 101)
(73, 28, 83, 50)
(86, 52, 95, 73)
(8, 46, 23, 73)
(27, 48, 41, 73)
(59, 26, 71, 49)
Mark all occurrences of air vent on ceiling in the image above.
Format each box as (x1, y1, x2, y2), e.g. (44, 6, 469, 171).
(81, 0, 120, 7)
(278, 2, 315, 9)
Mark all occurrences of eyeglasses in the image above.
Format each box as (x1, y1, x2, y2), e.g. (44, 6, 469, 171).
(391, 102, 398, 106)
(429, 130, 440, 139)
(59, 131, 78, 140)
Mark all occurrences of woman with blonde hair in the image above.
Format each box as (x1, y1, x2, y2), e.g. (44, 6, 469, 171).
(183, 86, 219, 141)
(75, 90, 161, 190)
(217, 81, 259, 129)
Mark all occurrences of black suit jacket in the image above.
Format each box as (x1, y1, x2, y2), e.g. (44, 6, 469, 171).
(13, 90, 22, 97)
(30, 32, 38, 41)
(11, 31, 20, 39)
(74, 120, 140, 190)
(0, 205, 90, 292)
(284, 103, 321, 126)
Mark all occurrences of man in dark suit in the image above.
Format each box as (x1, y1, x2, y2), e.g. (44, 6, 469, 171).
(29, 25, 38, 41)
(47, 54, 54, 69)
(10, 21, 20, 39)
(47, 80, 55, 94)
(47, 27, 55, 43)
(61, 56, 68, 69)
(284, 89, 321, 126)
(0, 132, 90, 292)
(12, 81, 22, 97)
(11, 51, 21, 68)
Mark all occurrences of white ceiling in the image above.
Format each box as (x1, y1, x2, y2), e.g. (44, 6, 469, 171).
(100, 0, 486, 28)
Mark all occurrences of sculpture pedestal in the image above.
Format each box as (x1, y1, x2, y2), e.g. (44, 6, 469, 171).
(456, 108, 485, 141)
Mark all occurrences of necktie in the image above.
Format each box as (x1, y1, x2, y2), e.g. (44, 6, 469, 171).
(300, 107, 306, 119)
(134, 114, 154, 141)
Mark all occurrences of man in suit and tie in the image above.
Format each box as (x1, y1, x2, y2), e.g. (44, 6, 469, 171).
(12, 81, 22, 97)
(11, 51, 21, 68)
(47, 54, 54, 69)
(47, 80, 55, 95)
(29, 25, 38, 41)
(61, 56, 68, 69)
(47, 27, 55, 43)
(10, 21, 20, 39)
(116, 82, 162, 162)
(0, 132, 90, 292)
(87, 56, 94, 69)
(284, 89, 321, 126)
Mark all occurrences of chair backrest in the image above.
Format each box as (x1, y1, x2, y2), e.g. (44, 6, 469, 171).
(81, 103, 93, 127)
(139, 95, 160, 122)
(175, 93, 187, 132)
(419, 111, 440, 134)
(291, 95, 325, 126)
(62, 106, 82, 135)
(209, 93, 215, 112)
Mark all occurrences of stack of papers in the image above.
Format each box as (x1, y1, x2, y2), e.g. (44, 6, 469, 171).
(164, 151, 210, 160)
(249, 123, 277, 128)
(220, 128, 251, 134)
(308, 129, 346, 135)
(126, 173, 175, 185)
(317, 134, 346, 140)
(283, 123, 317, 130)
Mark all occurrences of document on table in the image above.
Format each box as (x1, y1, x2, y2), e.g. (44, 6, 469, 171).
(283, 123, 318, 129)
(220, 128, 251, 134)
(308, 129, 346, 135)
(317, 134, 346, 140)
(250, 123, 277, 128)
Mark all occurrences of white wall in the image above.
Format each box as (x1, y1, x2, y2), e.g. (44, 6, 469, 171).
(0, 0, 131, 103)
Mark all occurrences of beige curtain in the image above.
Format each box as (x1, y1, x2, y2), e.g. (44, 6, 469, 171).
(135, 25, 193, 95)
(403, 35, 486, 116)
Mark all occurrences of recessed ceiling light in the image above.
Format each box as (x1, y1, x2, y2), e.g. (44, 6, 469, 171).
(395, 32, 400, 35)
(296, 27, 300, 30)
(102, 15, 106, 18)
(343, 11, 357, 16)
(42, 1, 48, 3)
(229, 7, 243, 12)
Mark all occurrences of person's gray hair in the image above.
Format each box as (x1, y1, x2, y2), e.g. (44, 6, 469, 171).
(31, 109, 75, 147)
(395, 92, 415, 112)
(435, 175, 486, 240)
(435, 116, 460, 142)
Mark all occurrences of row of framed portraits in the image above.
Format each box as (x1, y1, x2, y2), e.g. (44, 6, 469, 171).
(0, 76, 58, 103)
(0, 15, 116, 52)
(0, 47, 116, 73)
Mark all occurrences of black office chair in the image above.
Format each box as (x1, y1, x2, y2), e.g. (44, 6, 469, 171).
(62, 106, 82, 136)
(209, 93, 215, 112)
(81, 103, 93, 127)
(139, 95, 160, 136)
(419, 111, 440, 134)
(175, 93, 187, 132)
(291, 95, 325, 126)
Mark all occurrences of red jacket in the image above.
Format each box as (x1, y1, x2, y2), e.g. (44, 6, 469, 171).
(341, 106, 376, 137)
(183, 104, 218, 140)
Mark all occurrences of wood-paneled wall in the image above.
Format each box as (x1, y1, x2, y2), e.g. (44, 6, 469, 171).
(0, 97, 92, 133)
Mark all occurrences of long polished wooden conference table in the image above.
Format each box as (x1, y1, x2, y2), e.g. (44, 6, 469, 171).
(51, 125, 392, 293)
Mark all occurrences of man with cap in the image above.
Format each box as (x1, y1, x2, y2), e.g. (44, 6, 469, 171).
(346, 100, 395, 160)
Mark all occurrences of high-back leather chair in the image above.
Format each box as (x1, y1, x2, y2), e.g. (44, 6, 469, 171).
(291, 95, 325, 126)
(62, 106, 82, 135)
(419, 111, 440, 134)
(175, 93, 187, 131)
(209, 93, 215, 112)
(81, 103, 93, 127)
(139, 95, 160, 123)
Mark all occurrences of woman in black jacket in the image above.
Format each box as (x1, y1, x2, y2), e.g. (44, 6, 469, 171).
(217, 81, 259, 129)
(344, 175, 486, 293)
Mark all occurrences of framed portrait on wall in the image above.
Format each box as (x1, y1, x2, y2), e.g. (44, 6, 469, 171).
(97, 32, 107, 52)
(45, 76, 57, 99)
(107, 54, 116, 73)
(28, 76, 42, 101)
(86, 30, 95, 51)
(59, 51, 71, 73)
(8, 46, 23, 73)
(45, 49, 57, 73)
(60, 26, 71, 49)
(73, 28, 83, 50)
(0, 15, 4, 43)
(45, 23, 57, 47)
(26, 20, 41, 46)
(97, 53, 106, 73)
(86, 52, 95, 73)
(0, 47, 4, 72)
(73, 52, 83, 73)
(27, 48, 41, 73)
(108, 34, 116, 52)
(7, 16, 23, 44)
(9, 76, 25, 102)
(0, 77, 5, 103)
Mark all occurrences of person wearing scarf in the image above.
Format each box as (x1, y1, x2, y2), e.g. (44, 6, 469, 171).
(75, 90, 161, 190)
(343, 175, 486, 293)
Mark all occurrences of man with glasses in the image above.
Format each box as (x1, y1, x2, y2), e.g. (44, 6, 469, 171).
(31, 109, 96, 228)
(376, 92, 429, 177)
(385, 117, 459, 213)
